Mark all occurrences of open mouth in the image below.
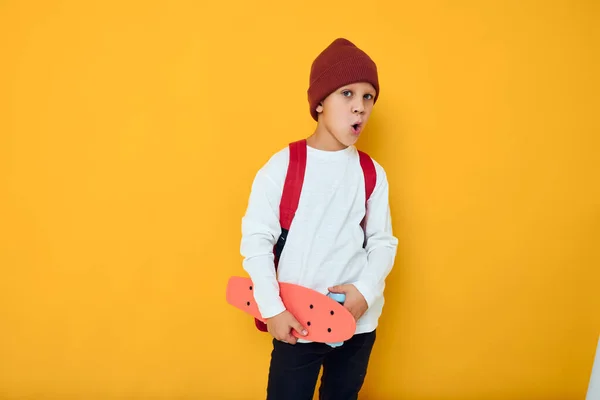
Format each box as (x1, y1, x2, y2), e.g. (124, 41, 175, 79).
(351, 123, 362, 134)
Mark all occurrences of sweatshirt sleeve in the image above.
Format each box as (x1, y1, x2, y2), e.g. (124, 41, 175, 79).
(239, 157, 287, 319)
(352, 163, 398, 308)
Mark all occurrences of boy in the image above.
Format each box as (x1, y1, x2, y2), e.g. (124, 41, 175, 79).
(240, 38, 398, 400)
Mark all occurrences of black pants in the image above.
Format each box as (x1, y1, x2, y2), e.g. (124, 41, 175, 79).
(266, 330, 376, 400)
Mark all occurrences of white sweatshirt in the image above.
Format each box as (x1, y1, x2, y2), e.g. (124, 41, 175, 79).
(240, 143, 398, 336)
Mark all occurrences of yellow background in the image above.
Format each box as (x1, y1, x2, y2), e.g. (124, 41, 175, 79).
(1, 1, 599, 399)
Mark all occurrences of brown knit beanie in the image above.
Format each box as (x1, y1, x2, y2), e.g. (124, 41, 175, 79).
(307, 38, 379, 121)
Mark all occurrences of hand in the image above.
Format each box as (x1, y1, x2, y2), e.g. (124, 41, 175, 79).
(266, 310, 308, 344)
(327, 284, 368, 321)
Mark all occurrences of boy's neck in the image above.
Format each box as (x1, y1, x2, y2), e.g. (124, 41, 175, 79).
(306, 123, 348, 152)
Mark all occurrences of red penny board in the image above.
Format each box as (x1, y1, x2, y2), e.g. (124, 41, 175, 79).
(226, 276, 356, 343)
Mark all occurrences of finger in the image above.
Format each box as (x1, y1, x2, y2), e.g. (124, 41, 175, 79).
(344, 306, 355, 319)
(291, 320, 308, 336)
(344, 305, 359, 320)
(343, 301, 354, 312)
(286, 332, 297, 344)
(328, 284, 348, 293)
(275, 328, 288, 341)
(348, 305, 365, 321)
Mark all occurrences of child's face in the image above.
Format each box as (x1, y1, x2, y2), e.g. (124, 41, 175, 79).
(316, 82, 376, 148)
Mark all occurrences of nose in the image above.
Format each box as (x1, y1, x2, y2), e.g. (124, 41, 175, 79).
(352, 99, 365, 114)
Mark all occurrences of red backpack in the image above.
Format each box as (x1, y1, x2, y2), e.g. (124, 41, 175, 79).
(254, 139, 377, 332)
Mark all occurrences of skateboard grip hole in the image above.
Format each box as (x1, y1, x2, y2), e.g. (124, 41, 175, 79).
(310, 304, 314, 309)
(246, 301, 250, 306)
(328, 328, 332, 333)
(249, 286, 253, 290)
(330, 311, 334, 315)
(307, 321, 311, 326)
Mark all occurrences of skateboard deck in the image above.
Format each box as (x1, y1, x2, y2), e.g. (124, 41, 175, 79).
(226, 276, 356, 343)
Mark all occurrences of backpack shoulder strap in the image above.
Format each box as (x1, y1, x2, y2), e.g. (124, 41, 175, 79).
(358, 150, 376, 248)
(273, 139, 307, 265)
(279, 139, 307, 230)
(358, 149, 376, 202)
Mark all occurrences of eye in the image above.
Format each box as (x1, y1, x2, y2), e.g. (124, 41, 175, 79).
(364, 93, 374, 100)
(342, 90, 352, 97)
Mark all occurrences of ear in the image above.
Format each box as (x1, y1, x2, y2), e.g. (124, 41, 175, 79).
(316, 102, 323, 113)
